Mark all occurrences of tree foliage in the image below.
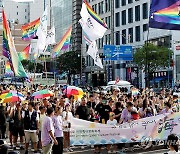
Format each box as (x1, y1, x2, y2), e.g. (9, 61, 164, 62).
(56, 51, 81, 75)
(134, 43, 173, 73)
(21, 60, 43, 73)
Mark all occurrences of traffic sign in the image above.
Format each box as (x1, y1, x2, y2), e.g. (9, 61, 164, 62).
(104, 45, 133, 61)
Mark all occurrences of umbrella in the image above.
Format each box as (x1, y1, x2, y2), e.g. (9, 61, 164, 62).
(32, 89, 54, 99)
(64, 86, 84, 99)
(0, 90, 25, 103)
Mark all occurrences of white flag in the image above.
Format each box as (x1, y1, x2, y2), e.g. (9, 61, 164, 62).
(79, 3, 107, 41)
(36, 6, 48, 51)
(46, 27, 56, 45)
(87, 41, 103, 69)
(11, 0, 34, 2)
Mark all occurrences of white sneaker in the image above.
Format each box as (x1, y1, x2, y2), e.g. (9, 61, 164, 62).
(81, 146, 84, 149)
(64, 148, 69, 152)
(91, 145, 94, 148)
(69, 148, 73, 152)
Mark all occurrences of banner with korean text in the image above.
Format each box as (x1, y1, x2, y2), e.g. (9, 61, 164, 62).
(70, 113, 180, 145)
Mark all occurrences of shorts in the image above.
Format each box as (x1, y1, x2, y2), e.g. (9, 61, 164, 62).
(25, 132, 38, 143)
(9, 122, 14, 132)
(12, 127, 25, 137)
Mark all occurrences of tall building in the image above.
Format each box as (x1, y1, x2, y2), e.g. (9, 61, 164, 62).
(3, 0, 29, 24)
(51, 0, 72, 42)
(30, 0, 50, 26)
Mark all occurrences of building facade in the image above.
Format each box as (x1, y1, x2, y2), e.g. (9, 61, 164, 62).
(51, 0, 72, 42)
(3, 0, 29, 24)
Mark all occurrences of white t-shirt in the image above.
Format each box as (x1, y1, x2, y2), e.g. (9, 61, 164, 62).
(107, 119, 117, 126)
(167, 151, 180, 154)
(62, 111, 73, 132)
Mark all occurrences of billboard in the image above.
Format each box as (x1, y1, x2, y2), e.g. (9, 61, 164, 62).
(104, 45, 133, 61)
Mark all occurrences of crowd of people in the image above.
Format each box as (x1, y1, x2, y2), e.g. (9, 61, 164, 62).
(0, 84, 179, 154)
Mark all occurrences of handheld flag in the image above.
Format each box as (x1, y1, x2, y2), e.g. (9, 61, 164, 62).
(52, 26, 72, 58)
(79, 0, 108, 41)
(46, 26, 56, 45)
(5, 61, 14, 77)
(36, 6, 48, 51)
(21, 18, 40, 41)
(18, 44, 30, 61)
(87, 41, 103, 69)
(2, 10, 28, 78)
(149, 0, 180, 30)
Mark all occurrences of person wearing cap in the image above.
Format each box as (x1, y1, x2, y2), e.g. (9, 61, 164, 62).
(9, 102, 24, 150)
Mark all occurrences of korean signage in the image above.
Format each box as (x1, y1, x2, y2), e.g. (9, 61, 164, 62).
(104, 45, 133, 61)
(70, 113, 180, 145)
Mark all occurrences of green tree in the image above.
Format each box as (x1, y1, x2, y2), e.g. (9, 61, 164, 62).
(21, 60, 43, 73)
(134, 43, 173, 86)
(56, 51, 81, 83)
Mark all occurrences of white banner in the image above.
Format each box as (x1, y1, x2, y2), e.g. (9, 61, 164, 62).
(46, 26, 56, 45)
(11, 0, 34, 2)
(70, 113, 180, 146)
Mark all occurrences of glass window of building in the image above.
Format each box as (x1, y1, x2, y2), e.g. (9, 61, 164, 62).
(108, 0, 111, 12)
(143, 24, 148, 32)
(122, 10, 126, 25)
(143, 3, 148, 19)
(115, 0, 120, 8)
(105, 0, 108, 12)
(115, 12, 120, 27)
(17, 12, 18, 15)
(128, 0, 133, 4)
(122, 29, 126, 44)
(135, 26, 140, 42)
(116, 31, 120, 45)
(101, 1, 104, 14)
(135, 5, 140, 21)
(94, 4, 97, 13)
(121, 0, 126, 6)
(98, 3, 101, 14)
(128, 28, 133, 43)
(128, 8, 133, 23)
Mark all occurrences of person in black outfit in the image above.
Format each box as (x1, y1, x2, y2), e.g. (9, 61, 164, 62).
(75, 97, 90, 120)
(95, 97, 112, 123)
(87, 95, 96, 109)
(113, 102, 123, 122)
(0, 105, 6, 139)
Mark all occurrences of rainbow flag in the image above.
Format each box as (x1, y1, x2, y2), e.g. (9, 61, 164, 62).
(149, 0, 180, 30)
(21, 18, 40, 41)
(132, 89, 139, 96)
(83, 0, 108, 29)
(2, 10, 28, 78)
(18, 44, 30, 61)
(52, 26, 72, 58)
(5, 61, 14, 76)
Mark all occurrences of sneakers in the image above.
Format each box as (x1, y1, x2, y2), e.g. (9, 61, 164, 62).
(81, 146, 85, 149)
(64, 148, 69, 152)
(69, 148, 73, 152)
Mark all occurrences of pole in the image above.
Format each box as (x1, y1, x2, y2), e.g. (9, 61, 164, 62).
(80, 45, 82, 85)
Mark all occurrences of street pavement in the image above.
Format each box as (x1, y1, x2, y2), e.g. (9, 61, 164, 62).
(6, 143, 170, 154)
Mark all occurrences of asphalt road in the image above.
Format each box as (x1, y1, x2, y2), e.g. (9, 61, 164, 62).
(6, 144, 170, 154)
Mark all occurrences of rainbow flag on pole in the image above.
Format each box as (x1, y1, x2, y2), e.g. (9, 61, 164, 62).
(52, 26, 72, 58)
(21, 18, 40, 41)
(2, 9, 28, 78)
(18, 44, 30, 61)
(5, 61, 14, 76)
